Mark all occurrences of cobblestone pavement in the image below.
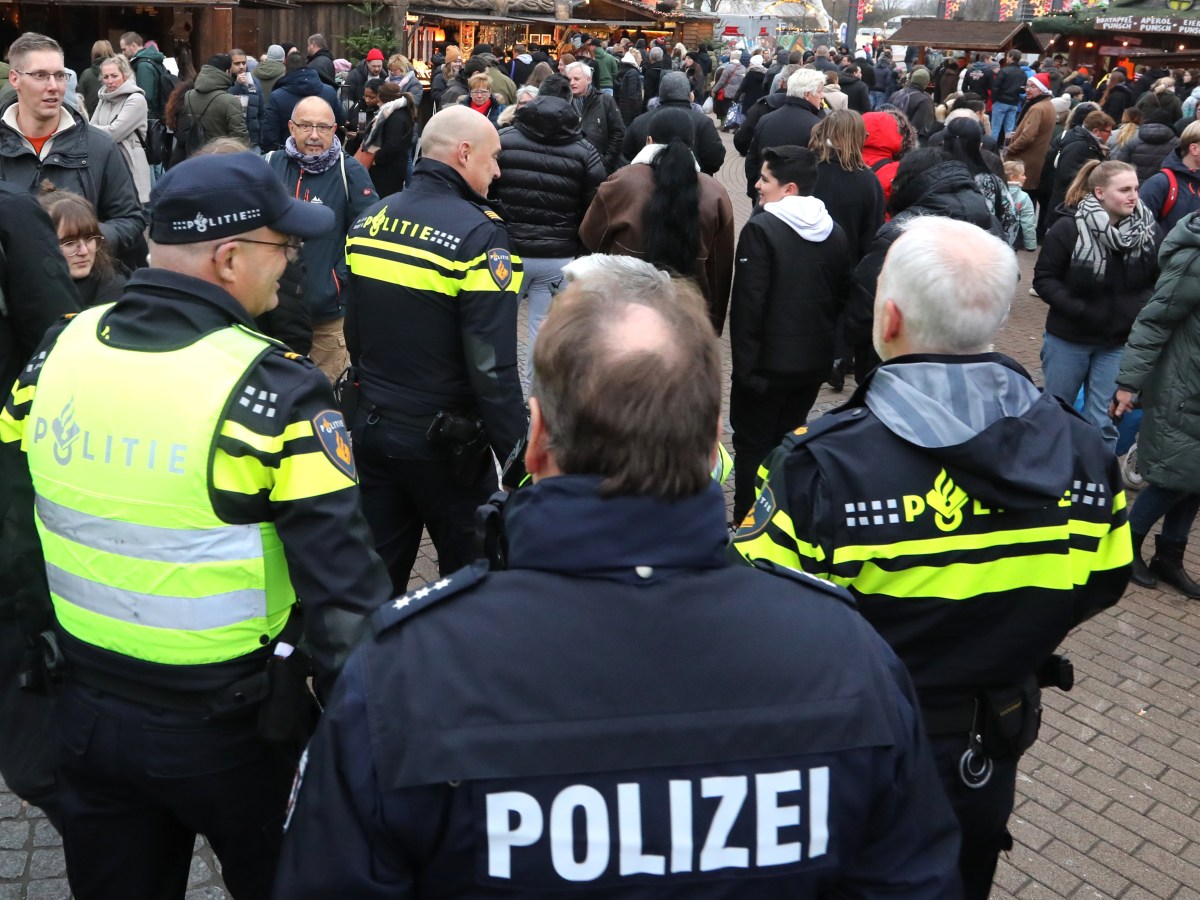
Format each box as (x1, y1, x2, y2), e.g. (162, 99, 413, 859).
(3, 129, 1198, 898)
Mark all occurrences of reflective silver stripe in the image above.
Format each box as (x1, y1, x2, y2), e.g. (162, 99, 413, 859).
(47, 565, 267, 631)
(36, 496, 263, 565)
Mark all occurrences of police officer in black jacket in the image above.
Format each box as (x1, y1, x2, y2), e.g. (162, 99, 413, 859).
(274, 255, 963, 899)
(345, 106, 527, 593)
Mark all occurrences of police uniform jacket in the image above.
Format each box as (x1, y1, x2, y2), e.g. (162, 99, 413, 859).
(0, 269, 392, 696)
(345, 159, 526, 473)
(730, 353, 1131, 715)
(274, 474, 963, 898)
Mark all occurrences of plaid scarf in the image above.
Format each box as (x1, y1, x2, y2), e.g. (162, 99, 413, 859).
(1071, 193, 1156, 280)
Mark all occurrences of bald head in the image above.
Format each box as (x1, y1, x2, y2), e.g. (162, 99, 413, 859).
(419, 105, 502, 196)
(293, 96, 336, 121)
(288, 96, 338, 155)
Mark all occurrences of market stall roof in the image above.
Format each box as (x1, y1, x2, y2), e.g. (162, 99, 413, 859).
(885, 17, 1044, 54)
(586, 0, 720, 22)
(410, 5, 539, 22)
(1033, 6, 1200, 37)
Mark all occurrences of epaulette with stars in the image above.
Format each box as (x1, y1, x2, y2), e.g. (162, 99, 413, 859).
(370, 560, 491, 636)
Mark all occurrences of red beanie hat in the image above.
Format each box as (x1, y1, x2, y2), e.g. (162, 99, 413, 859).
(366, 48, 385, 62)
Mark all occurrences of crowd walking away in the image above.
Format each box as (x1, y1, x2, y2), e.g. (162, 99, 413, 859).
(0, 24, 1194, 900)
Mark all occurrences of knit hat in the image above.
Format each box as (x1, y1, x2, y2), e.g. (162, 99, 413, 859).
(909, 67, 930, 88)
(334, 58, 351, 74)
(1051, 95, 1072, 116)
(366, 48, 385, 62)
(740, 51, 751, 67)
(266, 44, 285, 61)
(622, 52, 638, 66)
(659, 70, 691, 103)
(1028, 72, 1052, 95)
(750, 54, 764, 68)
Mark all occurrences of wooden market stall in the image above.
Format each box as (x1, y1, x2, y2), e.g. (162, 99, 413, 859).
(885, 16, 1046, 66)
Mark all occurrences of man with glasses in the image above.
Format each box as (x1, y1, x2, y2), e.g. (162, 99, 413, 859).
(0, 32, 144, 267)
(266, 95, 377, 382)
(0, 151, 391, 898)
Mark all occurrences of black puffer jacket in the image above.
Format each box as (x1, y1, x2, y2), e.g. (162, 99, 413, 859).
(846, 160, 1003, 346)
(1049, 125, 1107, 212)
(747, 96, 824, 195)
(1111, 122, 1179, 183)
(493, 96, 606, 258)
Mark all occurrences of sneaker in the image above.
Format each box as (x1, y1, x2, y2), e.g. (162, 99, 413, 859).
(1028, 287, 1040, 298)
(1120, 442, 1145, 491)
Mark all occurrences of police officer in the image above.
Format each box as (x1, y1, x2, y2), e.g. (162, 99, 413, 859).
(0, 152, 392, 899)
(345, 105, 527, 592)
(0, 182, 78, 827)
(730, 217, 1132, 899)
(274, 256, 963, 898)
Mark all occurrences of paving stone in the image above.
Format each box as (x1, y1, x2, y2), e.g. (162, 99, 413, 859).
(188, 854, 212, 887)
(31, 820, 60, 848)
(0, 885, 22, 900)
(25, 880, 71, 900)
(0, 795, 21, 820)
(28, 847, 65, 879)
(0, 849, 26, 879)
(0, 820, 28, 851)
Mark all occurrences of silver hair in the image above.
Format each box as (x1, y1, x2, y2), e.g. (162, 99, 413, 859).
(515, 84, 540, 102)
(875, 217, 1017, 355)
(564, 61, 593, 82)
(787, 67, 825, 99)
(649, 46, 664, 62)
(562, 254, 674, 298)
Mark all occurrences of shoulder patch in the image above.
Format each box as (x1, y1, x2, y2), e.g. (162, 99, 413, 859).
(484, 209, 503, 221)
(780, 406, 868, 452)
(487, 247, 513, 290)
(371, 561, 490, 635)
(751, 559, 857, 609)
(312, 409, 356, 479)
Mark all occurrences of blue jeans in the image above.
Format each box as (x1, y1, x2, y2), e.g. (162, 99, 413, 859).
(870, 90, 886, 110)
(991, 102, 1019, 143)
(1129, 485, 1200, 542)
(520, 256, 570, 383)
(1040, 332, 1122, 448)
(601, 87, 613, 96)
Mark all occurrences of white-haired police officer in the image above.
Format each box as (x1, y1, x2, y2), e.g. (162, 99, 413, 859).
(0, 152, 391, 899)
(274, 256, 963, 899)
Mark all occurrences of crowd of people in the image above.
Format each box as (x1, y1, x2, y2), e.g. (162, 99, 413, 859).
(0, 21, 1195, 900)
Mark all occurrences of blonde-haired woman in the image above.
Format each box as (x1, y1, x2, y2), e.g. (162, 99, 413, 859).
(90, 55, 151, 203)
(78, 40, 113, 116)
(387, 53, 423, 105)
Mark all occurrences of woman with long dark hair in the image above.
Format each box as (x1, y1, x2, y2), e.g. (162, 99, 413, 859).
(579, 107, 734, 332)
(940, 116, 1018, 244)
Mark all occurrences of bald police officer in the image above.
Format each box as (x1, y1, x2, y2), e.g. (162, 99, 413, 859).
(0, 152, 391, 899)
(274, 256, 962, 899)
(345, 105, 527, 592)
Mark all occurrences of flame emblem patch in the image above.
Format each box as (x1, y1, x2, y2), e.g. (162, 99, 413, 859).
(487, 248, 513, 290)
(312, 409, 356, 480)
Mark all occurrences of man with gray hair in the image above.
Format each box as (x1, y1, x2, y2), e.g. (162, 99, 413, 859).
(732, 215, 1132, 900)
(643, 44, 666, 111)
(566, 59, 625, 173)
(275, 252, 963, 897)
(746, 67, 825, 203)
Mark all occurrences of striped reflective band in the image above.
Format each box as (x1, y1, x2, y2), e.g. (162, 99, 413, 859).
(36, 495, 263, 565)
(46, 565, 267, 631)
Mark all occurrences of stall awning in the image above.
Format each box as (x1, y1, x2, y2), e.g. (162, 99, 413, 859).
(519, 15, 651, 26)
(884, 18, 1044, 54)
(409, 7, 535, 22)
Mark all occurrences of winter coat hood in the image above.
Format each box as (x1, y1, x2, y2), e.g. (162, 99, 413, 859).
(1138, 121, 1178, 145)
(255, 58, 286, 83)
(194, 64, 233, 94)
(96, 77, 145, 104)
(889, 159, 984, 218)
(862, 111, 903, 163)
(860, 354, 1075, 509)
(762, 194, 833, 241)
(275, 66, 327, 97)
(513, 95, 582, 144)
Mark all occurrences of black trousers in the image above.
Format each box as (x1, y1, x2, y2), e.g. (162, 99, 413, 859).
(931, 735, 1019, 900)
(356, 431, 497, 595)
(730, 380, 822, 524)
(0, 623, 59, 825)
(55, 683, 297, 900)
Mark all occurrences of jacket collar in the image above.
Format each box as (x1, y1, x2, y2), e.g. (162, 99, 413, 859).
(838, 352, 1032, 410)
(504, 475, 730, 582)
(407, 157, 496, 208)
(0, 99, 81, 159)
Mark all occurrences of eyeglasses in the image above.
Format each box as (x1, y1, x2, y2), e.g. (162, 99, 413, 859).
(230, 237, 303, 263)
(290, 121, 336, 134)
(16, 70, 70, 84)
(470, 89, 491, 96)
(60, 235, 101, 256)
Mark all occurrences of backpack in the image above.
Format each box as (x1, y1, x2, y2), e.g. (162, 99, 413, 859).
(1161, 167, 1179, 218)
(172, 91, 220, 165)
(131, 56, 179, 119)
